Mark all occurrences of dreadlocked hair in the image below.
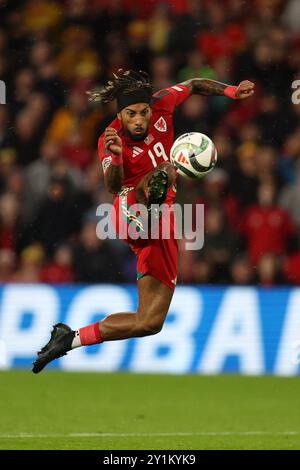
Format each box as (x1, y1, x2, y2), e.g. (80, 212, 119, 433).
(87, 69, 153, 103)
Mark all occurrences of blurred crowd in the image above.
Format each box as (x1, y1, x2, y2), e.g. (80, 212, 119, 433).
(0, 0, 300, 286)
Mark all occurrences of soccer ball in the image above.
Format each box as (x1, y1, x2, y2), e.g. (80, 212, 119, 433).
(170, 132, 217, 178)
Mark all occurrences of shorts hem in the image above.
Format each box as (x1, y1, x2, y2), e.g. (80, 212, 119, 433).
(137, 270, 176, 290)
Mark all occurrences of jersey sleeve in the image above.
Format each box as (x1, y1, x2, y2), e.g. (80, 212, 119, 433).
(151, 84, 191, 113)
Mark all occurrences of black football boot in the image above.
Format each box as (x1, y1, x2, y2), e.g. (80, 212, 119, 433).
(147, 168, 169, 220)
(32, 323, 74, 374)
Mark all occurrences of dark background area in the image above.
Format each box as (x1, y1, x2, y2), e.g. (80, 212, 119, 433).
(0, 0, 300, 286)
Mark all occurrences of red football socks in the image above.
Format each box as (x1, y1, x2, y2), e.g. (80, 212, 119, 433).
(79, 322, 103, 345)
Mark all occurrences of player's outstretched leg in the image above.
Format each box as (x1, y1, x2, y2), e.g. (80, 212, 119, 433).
(32, 276, 174, 373)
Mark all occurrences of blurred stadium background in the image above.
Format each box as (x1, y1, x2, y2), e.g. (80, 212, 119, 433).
(1, 0, 300, 451)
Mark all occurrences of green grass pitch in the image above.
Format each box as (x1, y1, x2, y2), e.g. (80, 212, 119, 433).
(0, 371, 300, 450)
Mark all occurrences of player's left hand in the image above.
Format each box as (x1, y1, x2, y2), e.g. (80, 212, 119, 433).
(235, 80, 255, 99)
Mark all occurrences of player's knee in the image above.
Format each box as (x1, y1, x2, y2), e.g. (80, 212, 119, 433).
(135, 319, 163, 337)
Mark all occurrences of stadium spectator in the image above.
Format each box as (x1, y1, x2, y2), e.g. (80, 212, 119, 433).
(72, 220, 123, 283)
(203, 206, 238, 283)
(192, 257, 215, 284)
(40, 244, 74, 283)
(150, 56, 174, 90)
(47, 88, 89, 145)
(22, 0, 62, 35)
(0, 248, 16, 282)
(174, 94, 208, 136)
(178, 237, 198, 284)
(11, 68, 36, 119)
(230, 142, 259, 208)
(196, 1, 247, 65)
(241, 182, 296, 265)
(167, 0, 205, 59)
(177, 50, 216, 83)
(283, 249, 300, 285)
(278, 127, 300, 185)
(279, 160, 300, 229)
(0, 105, 14, 151)
(11, 242, 45, 283)
(62, 126, 94, 170)
(56, 26, 100, 85)
(193, 168, 240, 232)
(148, 4, 172, 55)
(230, 255, 255, 285)
(24, 138, 84, 220)
(283, 0, 300, 32)
(0, 192, 20, 252)
(254, 94, 291, 147)
(256, 253, 283, 287)
(30, 175, 83, 255)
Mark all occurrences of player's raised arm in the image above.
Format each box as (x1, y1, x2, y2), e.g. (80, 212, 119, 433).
(102, 127, 124, 194)
(181, 78, 255, 100)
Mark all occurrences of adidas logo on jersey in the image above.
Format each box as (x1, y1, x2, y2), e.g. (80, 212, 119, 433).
(132, 146, 143, 158)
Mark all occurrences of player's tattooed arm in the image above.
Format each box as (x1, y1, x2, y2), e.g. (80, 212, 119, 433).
(103, 127, 124, 193)
(182, 79, 255, 99)
(105, 164, 124, 194)
(182, 78, 227, 96)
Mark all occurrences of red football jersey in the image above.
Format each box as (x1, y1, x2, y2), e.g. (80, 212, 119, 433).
(98, 84, 191, 196)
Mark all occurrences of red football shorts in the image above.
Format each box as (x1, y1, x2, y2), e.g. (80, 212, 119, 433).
(112, 187, 178, 290)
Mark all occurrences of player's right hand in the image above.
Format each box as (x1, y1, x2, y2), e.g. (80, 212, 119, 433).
(104, 127, 122, 156)
(235, 80, 255, 99)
